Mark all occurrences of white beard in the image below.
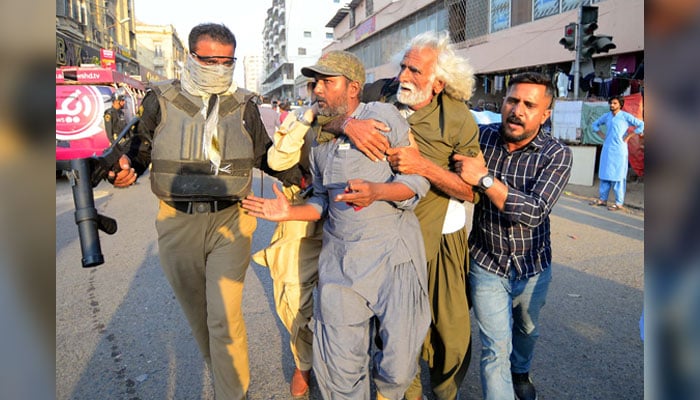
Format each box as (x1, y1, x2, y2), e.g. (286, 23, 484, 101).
(396, 82, 433, 107)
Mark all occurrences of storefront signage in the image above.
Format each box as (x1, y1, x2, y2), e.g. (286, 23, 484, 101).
(100, 48, 116, 70)
(355, 16, 376, 41)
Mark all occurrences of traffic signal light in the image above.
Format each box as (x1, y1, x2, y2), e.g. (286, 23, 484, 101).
(579, 5, 617, 58)
(559, 23, 576, 51)
(580, 6, 599, 58)
(592, 35, 616, 54)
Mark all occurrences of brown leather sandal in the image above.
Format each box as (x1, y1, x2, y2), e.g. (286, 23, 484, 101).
(589, 199, 607, 206)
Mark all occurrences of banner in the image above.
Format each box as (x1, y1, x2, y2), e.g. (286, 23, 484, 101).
(552, 100, 583, 142)
(623, 93, 644, 177)
(581, 101, 609, 144)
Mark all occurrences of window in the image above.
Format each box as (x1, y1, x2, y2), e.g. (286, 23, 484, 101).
(326, 32, 334, 39)
(534, 0, 558, 20)
(366, 0, 373, 16)
(333, 0, 340, 2)
(71, 0, 80, 20)
(298, 47, 307, 55)
(349, 8, 356, 27)
(58, 0, 68, 15)
(304, 31, 312, 38)
(490, 0, 510, 32)
(154, 43, 163, 57)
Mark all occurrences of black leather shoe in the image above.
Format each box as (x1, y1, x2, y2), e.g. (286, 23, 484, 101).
(512, 372, 537, 400)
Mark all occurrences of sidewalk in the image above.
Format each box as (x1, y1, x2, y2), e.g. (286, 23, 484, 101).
(564, 176, 644, 212)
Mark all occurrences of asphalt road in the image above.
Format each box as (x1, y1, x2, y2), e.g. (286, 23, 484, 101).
(56, 170, 643, 399)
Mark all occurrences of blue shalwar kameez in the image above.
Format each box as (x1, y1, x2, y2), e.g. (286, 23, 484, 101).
(591, 110, 644, 205)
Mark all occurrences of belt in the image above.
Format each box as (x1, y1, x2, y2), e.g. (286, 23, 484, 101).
(165, 200, 238, 214)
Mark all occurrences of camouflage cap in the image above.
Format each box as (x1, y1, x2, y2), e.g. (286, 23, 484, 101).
(111, 93, 125, 101)
(301, 51, 365, 86)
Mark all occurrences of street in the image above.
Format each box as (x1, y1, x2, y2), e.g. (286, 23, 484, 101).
(56, 171, 643, 399)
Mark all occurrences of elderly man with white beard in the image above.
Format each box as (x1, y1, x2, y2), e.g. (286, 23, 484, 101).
(342, 32, 482, 400)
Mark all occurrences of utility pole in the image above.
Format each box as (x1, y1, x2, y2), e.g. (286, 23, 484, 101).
(573, 6, 582, 100)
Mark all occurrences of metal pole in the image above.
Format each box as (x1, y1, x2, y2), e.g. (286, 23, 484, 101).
(573, 5, 582, 100)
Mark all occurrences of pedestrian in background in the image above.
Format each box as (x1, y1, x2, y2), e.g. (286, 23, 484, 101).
(589, 95, 644, 211)
(454, 72, 572, 400)
(258, 96, 280, 139)
(278, 100, 291, 124)
(104, 92, 127, 143)
(108, 23, 271, 400)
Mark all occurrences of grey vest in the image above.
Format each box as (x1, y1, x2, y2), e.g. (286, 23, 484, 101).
(149, 80, 254, 201)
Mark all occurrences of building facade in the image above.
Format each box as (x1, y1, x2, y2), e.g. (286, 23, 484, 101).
(324, 0, 643, 105)
(135, 23, 186, 82)
(261, 0, 341, 102)
(243, 54, 264, 94)
(56, 0, 139, 75)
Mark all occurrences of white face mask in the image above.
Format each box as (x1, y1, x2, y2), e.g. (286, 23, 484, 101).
(184, 54, 234, 94)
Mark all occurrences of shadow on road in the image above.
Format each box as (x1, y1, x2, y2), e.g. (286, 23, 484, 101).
(56, 178, 643, 400)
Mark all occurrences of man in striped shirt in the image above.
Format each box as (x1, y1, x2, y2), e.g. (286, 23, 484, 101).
(454, 72, 572, 400)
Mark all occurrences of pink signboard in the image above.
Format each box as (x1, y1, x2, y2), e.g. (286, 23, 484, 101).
(55, 85, 113, 160)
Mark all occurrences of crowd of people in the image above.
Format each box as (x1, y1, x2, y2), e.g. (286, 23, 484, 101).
(106, 21, 647, 400)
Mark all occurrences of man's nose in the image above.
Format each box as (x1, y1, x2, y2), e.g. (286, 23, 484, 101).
(511, 102, 525, 115)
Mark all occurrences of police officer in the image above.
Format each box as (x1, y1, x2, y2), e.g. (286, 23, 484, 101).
(103, 93, 126, 143)
(107, 23, 273, 400)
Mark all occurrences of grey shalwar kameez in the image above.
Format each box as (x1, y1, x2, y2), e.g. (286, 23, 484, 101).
(306, 102, 431, 399)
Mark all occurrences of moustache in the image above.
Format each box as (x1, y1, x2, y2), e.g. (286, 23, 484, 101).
(399, 83, 415, 92)
(506, 115, 524, 126)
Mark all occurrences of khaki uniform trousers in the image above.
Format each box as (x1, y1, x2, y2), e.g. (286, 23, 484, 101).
(252, 184, 323, 371)
(156, 200, 256, 400)
(405, 226, 472, 400)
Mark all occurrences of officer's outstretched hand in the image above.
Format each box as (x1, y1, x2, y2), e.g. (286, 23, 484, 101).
(108, 155, 137, 188)
(242, 183, 290, 221)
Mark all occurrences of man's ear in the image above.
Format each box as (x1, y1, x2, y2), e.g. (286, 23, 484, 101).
(541, 109, 552, 125)
(348, 81, 361, 99)
(433, 79, 446, 95)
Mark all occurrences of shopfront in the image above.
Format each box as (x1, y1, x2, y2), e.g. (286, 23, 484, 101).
(56, 31, 101, 67)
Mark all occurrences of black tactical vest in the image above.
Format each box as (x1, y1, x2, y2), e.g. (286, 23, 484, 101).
(149, 80, 254, 201)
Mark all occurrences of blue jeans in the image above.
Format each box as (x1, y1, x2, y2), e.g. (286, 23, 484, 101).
(469, 259, 552, 400)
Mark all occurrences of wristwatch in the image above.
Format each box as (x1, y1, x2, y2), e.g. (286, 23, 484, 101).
(477, 173, 494, 192)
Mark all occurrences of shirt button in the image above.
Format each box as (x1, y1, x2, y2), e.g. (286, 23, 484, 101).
(197, 203, 207, 213)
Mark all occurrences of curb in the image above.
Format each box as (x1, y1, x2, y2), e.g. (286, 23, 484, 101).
(563, 191, 644, 213)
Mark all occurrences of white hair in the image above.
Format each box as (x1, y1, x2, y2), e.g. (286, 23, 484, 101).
(403, 31, 475, 101)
